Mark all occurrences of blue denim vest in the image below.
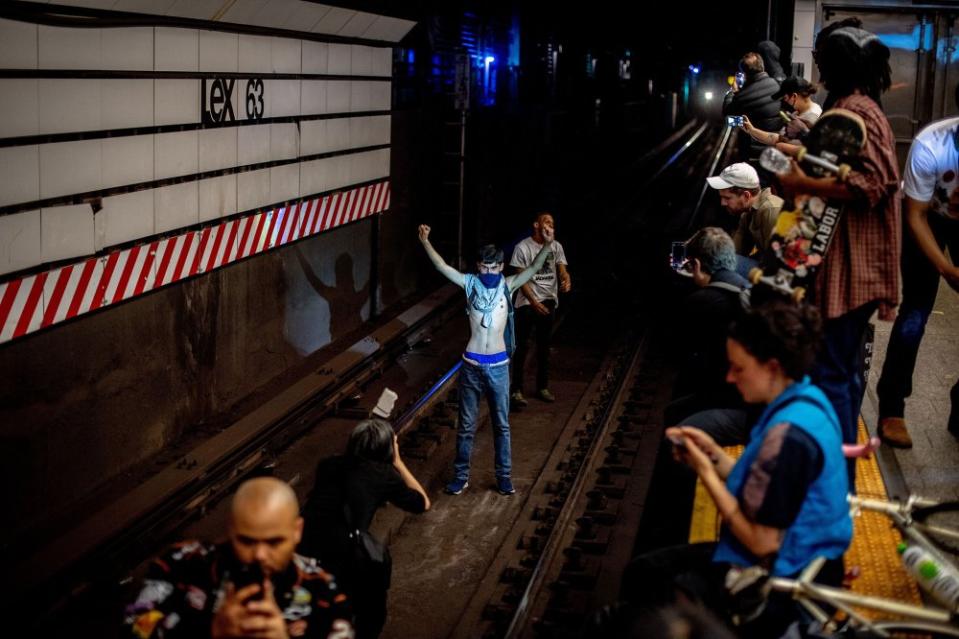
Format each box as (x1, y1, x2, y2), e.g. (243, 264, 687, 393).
(713, 376, 852, 576)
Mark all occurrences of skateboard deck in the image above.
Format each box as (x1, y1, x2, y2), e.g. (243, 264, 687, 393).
(752, 108, 867, 303)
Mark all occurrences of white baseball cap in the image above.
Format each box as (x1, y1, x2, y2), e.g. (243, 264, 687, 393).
(706, 163, 760, 190)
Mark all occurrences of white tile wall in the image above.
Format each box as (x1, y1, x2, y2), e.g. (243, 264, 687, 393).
(96, 190, 154, 250)
(39, 79, 100, 135)
(299, 158, 329, 196)
(301, 81, 327, 115)
(267, 79, 301, 118)
(369, 115, 391, 146)
(199, 30, 238, 73)
(238, 34, 273, 74)
(281, 2, 330, 32)
(42, 204, 94, 263)
(154, 182, 199, 233)
(40, 140, 102, 199)
(349, 151, 373, 184)
(101, 27, 154, 71)
(154, 130, 199, 180)
(326, 156, 351, 191)
(102, 135, 154, 189)
(167, 0, 222, 20)
(237, 125, 271, 166)
(0, 146, 39, 207)
(351, 45, 373, 76)
(315, 8, 354, 36)
(250, 0, 299, 30)
(0, 210, 41, 276)
(370, 81, 391, 110)
(154, 79, 200, 126)
(271, 37, 301, 74)
(155, 28, 198, 72)
(350, 81, 371, 112)
(374, 148, 390, 178)
(349, 117, 372, 147)
(363, 16, 416, 43)
(326, 119, 350, 152)
(101, 79, 154, 130)
(270, 123, 298, 161)
(302, 41, 329, 74)
(0, 19, 38, 69)
(0, 79, 39, 138)
(198, 174, 237, 223)
(339, 12, 377, 38)
(327, 80, 350, 113)
(328, 44, 352, 75)
(198, 127, 238, 172)
(237, 168, 271, 211)
(270, 164, 299, 204)
(370, 47, 392, 77)
(39, 26, 101, 70)
(113, 0, 177, 13)
(220, 0, 266, 24)
(300, 120, 328, 156)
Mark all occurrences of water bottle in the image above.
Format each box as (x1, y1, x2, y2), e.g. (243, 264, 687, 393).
(898, 543, 959, 609)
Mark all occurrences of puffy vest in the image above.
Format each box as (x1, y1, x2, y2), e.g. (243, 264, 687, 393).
(713, 376, 852, 576)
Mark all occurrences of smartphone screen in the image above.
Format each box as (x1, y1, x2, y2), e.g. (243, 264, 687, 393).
(670, 241, 686, 270)
(232, 562, 265, 601)
(726, 116, 744, 127)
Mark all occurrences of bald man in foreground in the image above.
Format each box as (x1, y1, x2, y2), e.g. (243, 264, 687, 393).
(125, 477, 353, 639)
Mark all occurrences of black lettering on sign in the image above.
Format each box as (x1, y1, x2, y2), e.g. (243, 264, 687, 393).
(246, 78, 265, 120)
(201, 78, 265, 125)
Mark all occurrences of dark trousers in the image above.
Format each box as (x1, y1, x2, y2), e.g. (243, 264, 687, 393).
(811, 300, 879, 488)
(622, 542, 844, 638)
(511, 299, 556, 393)
(877, 214, 959, 431)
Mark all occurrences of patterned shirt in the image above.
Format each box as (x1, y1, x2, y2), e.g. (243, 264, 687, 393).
(124, 541, 353, 639)
(814, 93, 901, 321)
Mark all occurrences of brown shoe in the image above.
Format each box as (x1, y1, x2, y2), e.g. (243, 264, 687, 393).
(878, 417, 913, 449)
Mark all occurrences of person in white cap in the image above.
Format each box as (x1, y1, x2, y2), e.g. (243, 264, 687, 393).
(706, 163, 783, 270)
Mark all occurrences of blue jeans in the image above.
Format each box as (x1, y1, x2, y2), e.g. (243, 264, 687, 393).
(455, 360, 512, 481)
(877, 213, 959, 429)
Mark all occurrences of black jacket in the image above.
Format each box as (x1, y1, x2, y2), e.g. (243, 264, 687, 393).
(723, 72, 781, 156)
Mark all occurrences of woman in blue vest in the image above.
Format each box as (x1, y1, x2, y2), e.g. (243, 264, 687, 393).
(628, 302, 852, 636)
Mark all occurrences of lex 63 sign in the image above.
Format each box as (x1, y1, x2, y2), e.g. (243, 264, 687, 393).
(201, 78, 266, 125)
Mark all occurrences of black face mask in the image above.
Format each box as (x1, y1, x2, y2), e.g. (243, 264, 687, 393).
(781, 100, 796, 113)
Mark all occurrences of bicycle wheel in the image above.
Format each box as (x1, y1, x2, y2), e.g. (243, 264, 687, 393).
(852, 620, 959, 637)
(912, 500, 959, 556)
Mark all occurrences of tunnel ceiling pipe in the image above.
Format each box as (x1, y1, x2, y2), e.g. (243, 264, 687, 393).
(0, 0, 414, 46)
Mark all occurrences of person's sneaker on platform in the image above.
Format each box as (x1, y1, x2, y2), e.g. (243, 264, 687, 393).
(496, 477, 515, 495)
(510, 391, 528, 407)
(537, 388, 555, 403)
(878, 417, 912, 449)
(445, 478, 469, 495)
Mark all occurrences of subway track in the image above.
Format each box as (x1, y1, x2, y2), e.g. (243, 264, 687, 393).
(22, 119, 730, 637)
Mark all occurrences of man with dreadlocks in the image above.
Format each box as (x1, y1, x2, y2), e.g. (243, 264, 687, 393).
(417, 224, 552, 496)
(775, 20, 900, 487)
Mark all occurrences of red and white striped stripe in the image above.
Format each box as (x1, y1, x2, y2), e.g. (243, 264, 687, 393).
(0, 180, 391, 346)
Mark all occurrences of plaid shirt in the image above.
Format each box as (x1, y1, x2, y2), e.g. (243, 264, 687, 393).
(814, 93, 901, 321)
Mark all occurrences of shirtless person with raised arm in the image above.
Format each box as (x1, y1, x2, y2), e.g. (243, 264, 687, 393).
(418, 224, 552, 496)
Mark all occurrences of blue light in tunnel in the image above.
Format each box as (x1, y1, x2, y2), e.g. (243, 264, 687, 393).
(407, 49, 415, 64)
(688, 64, 701, 75)
(485, 55, 496, 65)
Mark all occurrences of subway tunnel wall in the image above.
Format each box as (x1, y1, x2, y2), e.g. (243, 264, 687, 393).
(0, 3, 418, 544)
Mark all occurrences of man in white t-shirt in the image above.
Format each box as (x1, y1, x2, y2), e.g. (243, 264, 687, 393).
(876, 113, 959, 448)
(509, 213, 571, 405)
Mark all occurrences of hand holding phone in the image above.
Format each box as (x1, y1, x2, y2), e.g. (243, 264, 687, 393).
(231, 562, 266, 601)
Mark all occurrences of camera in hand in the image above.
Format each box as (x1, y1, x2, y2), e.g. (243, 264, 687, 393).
(232, 562, 266, 600)
(726, 115, 744, 128)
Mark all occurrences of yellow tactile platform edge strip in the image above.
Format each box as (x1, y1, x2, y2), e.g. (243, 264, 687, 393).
(688, 419, 922, 617)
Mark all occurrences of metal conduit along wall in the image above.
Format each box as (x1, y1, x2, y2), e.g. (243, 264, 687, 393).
(0, 1, 416, 545)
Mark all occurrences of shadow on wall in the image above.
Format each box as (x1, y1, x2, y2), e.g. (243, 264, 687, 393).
(290, 248, 371, 355)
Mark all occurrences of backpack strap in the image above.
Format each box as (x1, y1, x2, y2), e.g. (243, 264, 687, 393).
(707, 281, 745, 294)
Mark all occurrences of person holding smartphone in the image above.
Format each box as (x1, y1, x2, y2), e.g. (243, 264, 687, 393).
(624, 303, 852, 637)
(723, 52, 782, 160)
(124, 477, 354, 638)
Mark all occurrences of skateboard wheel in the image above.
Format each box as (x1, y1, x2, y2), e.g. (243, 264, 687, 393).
(796, 147, 807, 162)
(837, 164, 850, 182)
(792, 287, 806, 303)
(748, 268, 763, 285)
